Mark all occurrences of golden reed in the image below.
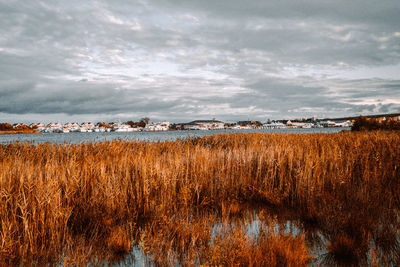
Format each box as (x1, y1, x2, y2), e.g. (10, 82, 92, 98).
(0, 131, 399, 265)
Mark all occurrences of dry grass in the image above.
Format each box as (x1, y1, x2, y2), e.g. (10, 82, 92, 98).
(0, 130, 39, 135)
(0, 131, 399, 265)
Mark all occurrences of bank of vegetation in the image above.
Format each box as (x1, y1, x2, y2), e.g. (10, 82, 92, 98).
(0, 132, 399, 266)
(352, 116, 400, 131)
(0, 123, 39, 135)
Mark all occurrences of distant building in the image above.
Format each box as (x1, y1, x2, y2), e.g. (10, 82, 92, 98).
(178, 119, 225, 130)
(237, 121, 252, 126)
(144, 122, 170, 131)
(114, 124, 138, 132)
(319, 121, 336, 128)
(263, 122, 286, 129)
(333, 121, 352, 127)
(190, 119, 224, 130)
(237, 121, 263, 129)
(43, 122, 63, 133)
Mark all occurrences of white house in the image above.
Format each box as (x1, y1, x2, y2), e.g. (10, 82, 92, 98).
(186, 120, 224, 130)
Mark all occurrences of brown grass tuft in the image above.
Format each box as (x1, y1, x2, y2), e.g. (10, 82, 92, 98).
(107, 226, 132, 260)
(204, 227, 312, 267)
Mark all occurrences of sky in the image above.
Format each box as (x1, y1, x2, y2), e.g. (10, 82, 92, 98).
(0, 0, 399, 123)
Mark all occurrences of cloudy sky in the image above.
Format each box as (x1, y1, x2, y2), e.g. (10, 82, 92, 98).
(0, 0, 399, 123)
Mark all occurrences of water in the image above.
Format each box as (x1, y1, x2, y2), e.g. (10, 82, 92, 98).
(0, 127, 349, 144)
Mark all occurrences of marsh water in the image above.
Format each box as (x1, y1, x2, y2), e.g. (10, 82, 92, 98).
(103, 205, 399, 266)
(114, 205, 399, 266)
(0, 127, 348, 144)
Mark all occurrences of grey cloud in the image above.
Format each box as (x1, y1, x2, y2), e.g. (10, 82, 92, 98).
(0, 0, 399, 122)
(153, 0, 400, 30)
(0, 78, 183, 115)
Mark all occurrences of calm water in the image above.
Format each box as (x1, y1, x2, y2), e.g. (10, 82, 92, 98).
(0, 128, 349, 144)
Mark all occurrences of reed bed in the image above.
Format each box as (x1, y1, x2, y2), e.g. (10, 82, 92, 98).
(0, 131, 399, 266)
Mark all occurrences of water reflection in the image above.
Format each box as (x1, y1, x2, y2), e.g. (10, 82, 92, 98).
(117, 202, 399, 267)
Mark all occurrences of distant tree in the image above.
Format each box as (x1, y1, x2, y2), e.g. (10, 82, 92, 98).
(140, 117, 150, 125)
(136, 121, 146, 128)
(125, 121, 136, 127)
(383, 119, 400, 130)
(253, 121, 263, 127)
(97, 122, 111, 128)
(352, 116, 400, 131)
(0, 123, 14, 131)
(15, 124, 30, 130)
(351, 117, 366, 131)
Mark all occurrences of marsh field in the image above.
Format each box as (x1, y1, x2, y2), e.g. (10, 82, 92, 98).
(0, 132, 399, 266)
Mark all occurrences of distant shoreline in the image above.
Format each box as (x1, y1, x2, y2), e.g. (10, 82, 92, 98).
(0, 130, 40, 135)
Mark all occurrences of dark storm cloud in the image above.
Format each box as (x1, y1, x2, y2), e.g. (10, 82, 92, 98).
(0, 0, 399, 122)
(0, 80, 182, 115)
(154, 0, 400, 29)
